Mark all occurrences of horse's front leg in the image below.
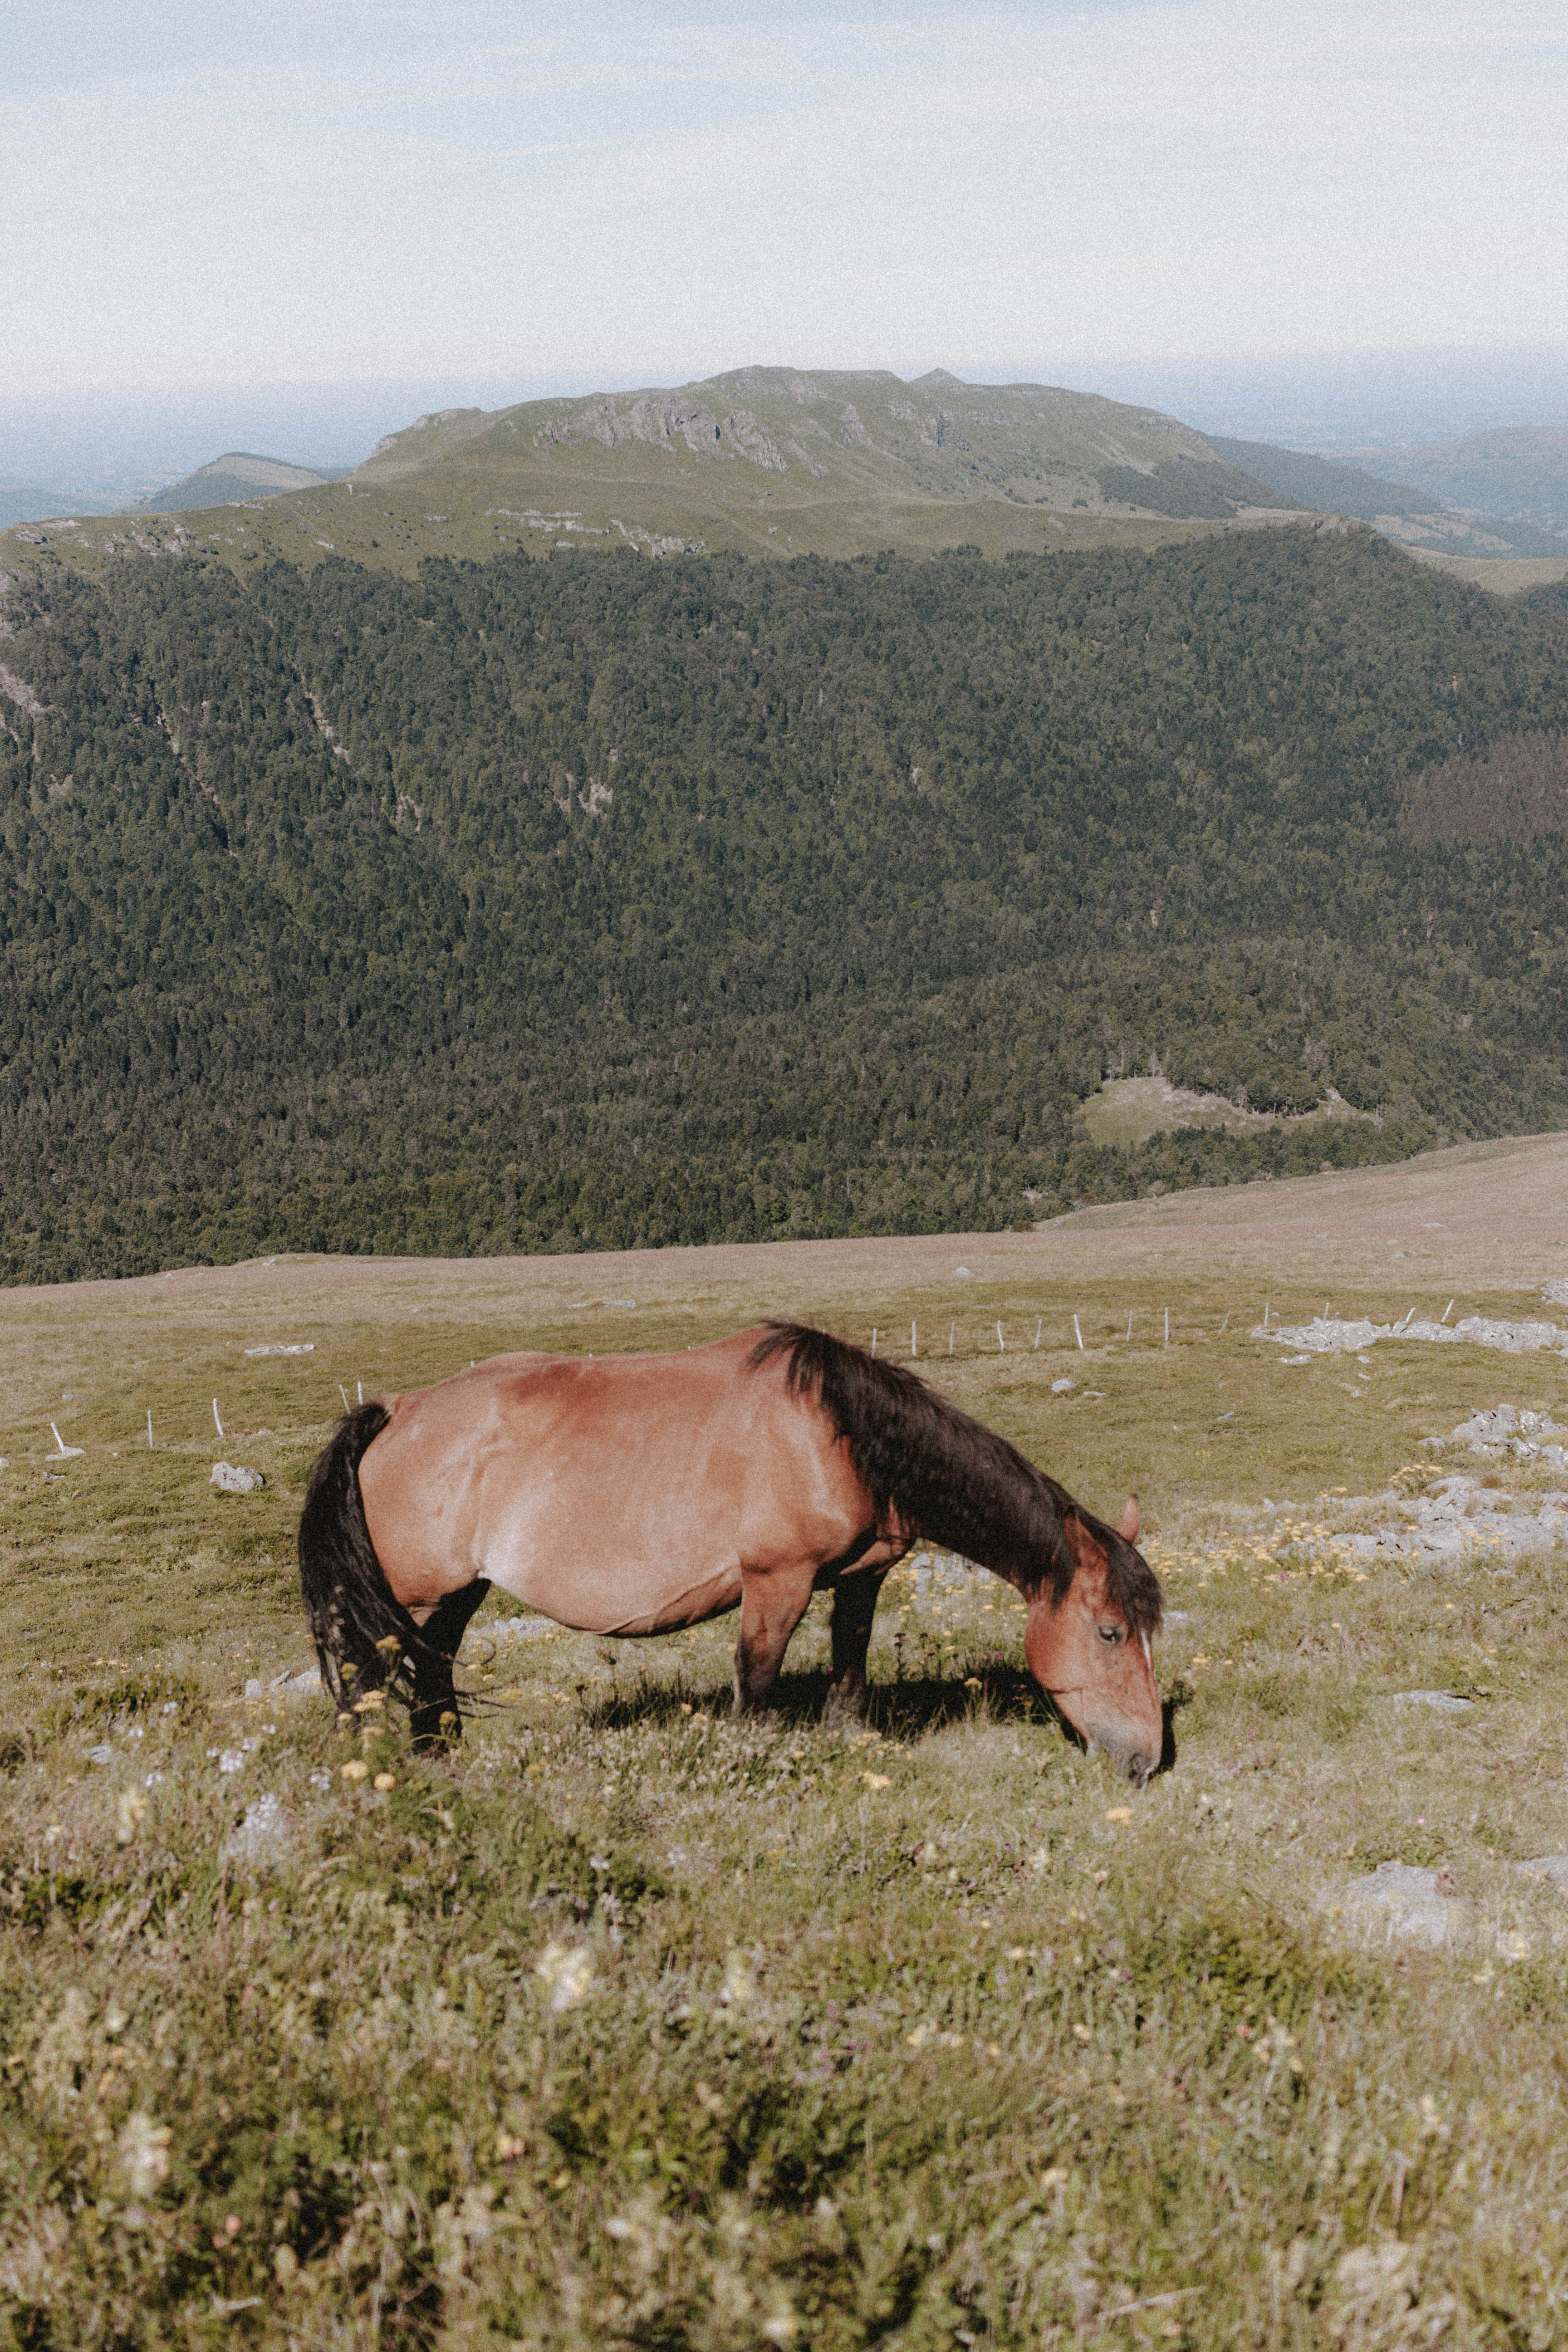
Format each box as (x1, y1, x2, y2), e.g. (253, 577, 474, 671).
(733, 1563, 817, 1715)
(823, 1565, 890, 1730)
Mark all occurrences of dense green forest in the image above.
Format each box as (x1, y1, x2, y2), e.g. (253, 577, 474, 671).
(2, 527, 1567, 1283)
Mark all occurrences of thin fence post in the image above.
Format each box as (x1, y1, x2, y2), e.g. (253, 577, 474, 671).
(996, 1322, 1005, 1353)
(339, 1385, 350, 1411)
(146, 1409, 154, 1449)
(1442, 1299, 1454, 1324)
(871, 1329, 878, 1358)
(1263, 1298, 1270, 1330)
(213, 1398, 224, 1439)
(948, 1322, 955, 1356)
(1163, 1308, 1169, 1348)
(357, 1380, 364, 1405)
(1218, 1310, 1230, 1333)
(911, 1323, 917, 1358)
(1073, 1314, 1084, 1352)
(1034, 1318, 1042, 1349)
(1126, 1310, 1134, 1340)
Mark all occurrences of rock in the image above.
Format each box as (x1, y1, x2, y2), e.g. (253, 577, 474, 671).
(268, 1666, 321, 1695)
(1335, 1862, 1463, 1946)
(223, 1793, 291, 1867)
(1051, 1377, 1074, 1394)
(1334, 1473, 1568, 1564)
(1259, 1313, 1568, 1358)
(1544, 1281, 1568, 1307)
(243, 1342, 314, 1357)
(1517, 1856, 1568, 1895)
(479, 1616, 559, 1648)
(244, 1677, 262, 1700)
(1445, 1403, 1568, 1468)
(210, 1462, 264, 1493)
(1390, 1690, 1475, 1713)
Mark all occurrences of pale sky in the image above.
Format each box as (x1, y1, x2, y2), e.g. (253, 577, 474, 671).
(5, 0, 1567, 399)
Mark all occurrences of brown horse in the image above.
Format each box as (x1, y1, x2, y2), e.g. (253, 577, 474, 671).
(299, 1322, 1164, 1783)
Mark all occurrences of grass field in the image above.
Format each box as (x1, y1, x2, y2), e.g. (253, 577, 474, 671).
(4, 1135, 1568, 2348)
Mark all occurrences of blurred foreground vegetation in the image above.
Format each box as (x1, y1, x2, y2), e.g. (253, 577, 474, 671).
(4, 1255, 1568, 2345)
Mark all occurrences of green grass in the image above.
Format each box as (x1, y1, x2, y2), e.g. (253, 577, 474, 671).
(4, 1238, 1568, 2346)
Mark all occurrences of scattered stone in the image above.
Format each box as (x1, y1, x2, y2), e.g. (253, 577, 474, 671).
(0, 1457, 8, 1470)
(1334, 1475, 1568, 1564)
(268, 1666, 321, 1694)
(242, 1343, 314, 1357)
(210, 1462, 264, 1493)
(1259, 1313, 1568, 1358)
(1390, 1690, 1475, 1713)
(244, 1677, 262, 1700)
(1443, 1403, 1568, 1469)
(1051, 1377, 1074, 1394)
(1517, 1856, 1568, 1895)
(223, 1793, 291, 1867)
(1544, 1281, 1568, 1307)
(1335, 1862, 1463, 1947)
(479, 1616, 560, 1648)
(953, 1266, 973, 1280)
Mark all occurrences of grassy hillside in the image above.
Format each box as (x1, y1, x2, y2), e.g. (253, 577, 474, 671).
(141, 453, 330, 514)
(2, 371, 1295, 583)
(4, 1158, 1568, 2347)
(2, 525, 1568, 1284)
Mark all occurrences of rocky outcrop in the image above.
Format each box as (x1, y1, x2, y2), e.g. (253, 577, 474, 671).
(536, 396, 788, 472)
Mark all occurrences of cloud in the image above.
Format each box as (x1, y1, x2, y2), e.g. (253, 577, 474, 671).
(4, 0, 1564, 393)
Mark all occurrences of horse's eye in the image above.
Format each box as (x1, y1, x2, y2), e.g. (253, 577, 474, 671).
(1098, 1625, 1121, 1645)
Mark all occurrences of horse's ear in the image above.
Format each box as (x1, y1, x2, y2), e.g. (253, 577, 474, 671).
(1117, 1494, 1140, 1543)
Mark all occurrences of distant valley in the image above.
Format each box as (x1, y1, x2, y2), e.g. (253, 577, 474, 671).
(1343, 425, 1568, 554)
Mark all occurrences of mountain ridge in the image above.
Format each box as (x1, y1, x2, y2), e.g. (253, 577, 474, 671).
(2, 368, 1305, 581)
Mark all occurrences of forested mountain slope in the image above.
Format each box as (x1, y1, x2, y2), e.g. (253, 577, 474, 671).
(2, 526, 1567, 1283)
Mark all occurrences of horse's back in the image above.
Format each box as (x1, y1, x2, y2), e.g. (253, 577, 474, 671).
(358, 1329, 867, 1633)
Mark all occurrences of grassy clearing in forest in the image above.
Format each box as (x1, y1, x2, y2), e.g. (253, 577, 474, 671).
(4, 1169, 1568, 2348)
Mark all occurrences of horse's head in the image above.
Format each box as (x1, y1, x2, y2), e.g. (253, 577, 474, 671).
(1024, 1496, 1163, 1788)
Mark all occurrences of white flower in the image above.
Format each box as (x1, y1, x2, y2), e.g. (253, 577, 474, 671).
(309, 1770, 332, 1792)
(117, 2112, 172, 2198)
(722, 1952, 757, 2007)
(217, 1750, 245, 1774)
(536, 1941, 594, 2012)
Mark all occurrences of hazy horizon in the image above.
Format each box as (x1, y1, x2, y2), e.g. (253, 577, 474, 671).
(6, 0, 1564, 460)
(3, 342, 1566, 507)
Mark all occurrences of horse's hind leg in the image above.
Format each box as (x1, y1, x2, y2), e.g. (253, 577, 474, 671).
(823, 1567, 888, 1731)
(410, 1578, 491, 1747)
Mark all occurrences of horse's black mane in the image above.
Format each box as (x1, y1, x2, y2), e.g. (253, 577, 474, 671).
(750, 1322, 1162, 1634)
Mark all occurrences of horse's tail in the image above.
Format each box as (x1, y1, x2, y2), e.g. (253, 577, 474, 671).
(298, 1403, 437, 1715)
